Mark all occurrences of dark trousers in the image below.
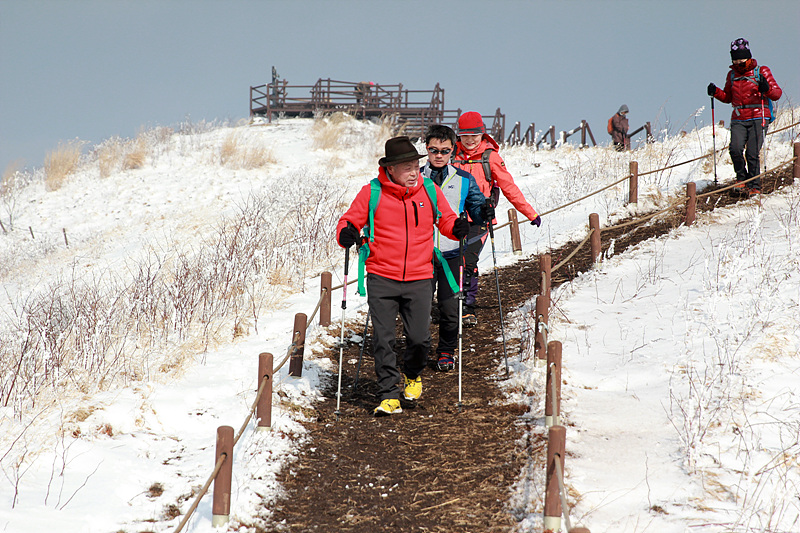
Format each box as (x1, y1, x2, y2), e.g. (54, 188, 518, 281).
(433, 254, 464, 355)
(367, 273, 432, 400)
(463, 223, 488, 309)
(730, 120, 767, 189)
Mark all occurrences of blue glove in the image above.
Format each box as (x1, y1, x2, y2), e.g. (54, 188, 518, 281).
(530, 215, 542, 227)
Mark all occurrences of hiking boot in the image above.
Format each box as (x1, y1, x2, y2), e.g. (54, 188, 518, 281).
(373, 399, 402, 416)
(462, 311, 478, 327)
(437, 353, 455, 372)
(747, 187, 761, 196)
(731, 182, 747, 196)
(403, 374, 422, 400)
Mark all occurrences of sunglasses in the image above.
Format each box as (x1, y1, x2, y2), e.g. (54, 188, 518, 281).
(427, 147, 452, 155)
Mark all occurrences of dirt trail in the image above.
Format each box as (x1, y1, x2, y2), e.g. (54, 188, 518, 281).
(260, 168, 793, 532)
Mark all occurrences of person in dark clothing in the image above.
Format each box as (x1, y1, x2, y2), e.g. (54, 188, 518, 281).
(420, 125, 485, 371)
(708, 37, 782, 195)
(610, 105, 630, 151)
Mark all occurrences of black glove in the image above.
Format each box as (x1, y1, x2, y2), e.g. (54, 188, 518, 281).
(758, 78, 769, 94)
(452, 218, 470, 240)
(530, 215, 542, 227)
(707, 83, 716, 97)
(481, 199, 495, 221)
(338, 222, 360, 248)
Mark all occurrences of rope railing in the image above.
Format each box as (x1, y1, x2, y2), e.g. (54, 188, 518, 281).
(174, 453, 228, 533)
(554, 457, 572, 532)
(305, 287, 327, 331)
(697, 157, 797, 199)
(552, 229, 594, 273)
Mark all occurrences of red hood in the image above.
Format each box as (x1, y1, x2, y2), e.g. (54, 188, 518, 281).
(457, 134, 500, 158)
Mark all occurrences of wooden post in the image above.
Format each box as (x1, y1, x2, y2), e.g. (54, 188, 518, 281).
(580, 120, 587, 147)
(544, 425, 566, 533)
(508, 208, 522, 255)
(793, 142, 800, 181)
(539, 253, 551, 300)
(549, 125, 556, 149)
(545, 341, 562, 428)
(589, 213, 601, 263)
(535, 295, 549, 360)
(685, 182, 697, 227)
(212, 426, 234, 527)
(256, 353, 273, 431)
(288, 313, 307, 378)
(629, 161, 638, 205)
(320, 272, 332, 326)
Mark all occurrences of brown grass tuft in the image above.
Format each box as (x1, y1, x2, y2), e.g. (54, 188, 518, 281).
(44, 141, 83, 190)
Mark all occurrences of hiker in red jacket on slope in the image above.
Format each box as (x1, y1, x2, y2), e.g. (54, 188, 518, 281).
(451, 111, 541, 327)
(337, 136, 469, 416)
(708, 37, 782, 195)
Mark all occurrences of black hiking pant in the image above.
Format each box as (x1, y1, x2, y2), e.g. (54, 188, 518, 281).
(730, 120, 767, 190)
(463, 222, 488, 311)
(433, 253, 464, 356)
(367, 273, 432, 401)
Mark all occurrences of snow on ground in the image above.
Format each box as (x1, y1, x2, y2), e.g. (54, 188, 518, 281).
(0, 112, 798, 532)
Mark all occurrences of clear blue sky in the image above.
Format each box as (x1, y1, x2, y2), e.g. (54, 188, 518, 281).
(1, 0, 798, 173)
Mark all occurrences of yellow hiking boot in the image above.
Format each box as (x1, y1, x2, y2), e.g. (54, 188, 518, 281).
(403, 374, 422, 401)
(374, 399, 402, 416)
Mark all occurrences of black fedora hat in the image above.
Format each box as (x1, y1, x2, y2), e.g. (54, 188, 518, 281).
(378, 136, 425, 167)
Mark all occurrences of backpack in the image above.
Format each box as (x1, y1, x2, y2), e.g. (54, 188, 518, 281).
(607, 116, 614, 135)
(356, 177, 459, 296)
(453, 148, 500, 206)
(730, 66, 775, 124)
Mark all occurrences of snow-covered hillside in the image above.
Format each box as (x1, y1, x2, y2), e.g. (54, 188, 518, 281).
(1, 112, 798, 532)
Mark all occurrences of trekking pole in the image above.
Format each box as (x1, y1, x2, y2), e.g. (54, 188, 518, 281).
(711, 96, 718, 186)
(486, 198, 510, 377)
(457, 214, 466, 408)
(350, 309, 370, 397)
(334, 247, 350, 420)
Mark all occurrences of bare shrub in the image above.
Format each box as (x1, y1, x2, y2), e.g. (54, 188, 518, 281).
(44, 141, 84, 191)
(0, 168, 345, 415)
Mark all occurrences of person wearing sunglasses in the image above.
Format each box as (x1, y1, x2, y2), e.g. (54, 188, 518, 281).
(420, 125, 486, 371)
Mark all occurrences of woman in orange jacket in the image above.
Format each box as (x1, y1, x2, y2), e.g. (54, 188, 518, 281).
(451, 112, 541, 325)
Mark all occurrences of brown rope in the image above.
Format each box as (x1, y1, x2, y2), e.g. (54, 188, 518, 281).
(234, 375, 269, 447)
(696, 158, 796, 199)
(174, 453, 228, 533)
(552, 229, 594, 273)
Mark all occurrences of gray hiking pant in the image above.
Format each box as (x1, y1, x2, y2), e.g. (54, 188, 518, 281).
(730, 120, 767, 189)
(367, 273, 432, 400)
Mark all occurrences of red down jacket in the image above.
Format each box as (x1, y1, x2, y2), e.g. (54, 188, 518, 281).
(453, 135, 539, 222)
(713, 59, 782, 122)
(336, 167, 458, 282)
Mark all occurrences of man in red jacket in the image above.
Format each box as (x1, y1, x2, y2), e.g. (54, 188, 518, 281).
(337, 136, 469, 416)
(708, 38, 782, 195)
(452, 111, 541, 325)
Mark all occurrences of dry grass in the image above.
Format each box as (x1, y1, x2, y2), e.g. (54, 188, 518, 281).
(44, 141, 83, 190)
(123, 136, 147, 170)
(219, 131, 276, 169)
